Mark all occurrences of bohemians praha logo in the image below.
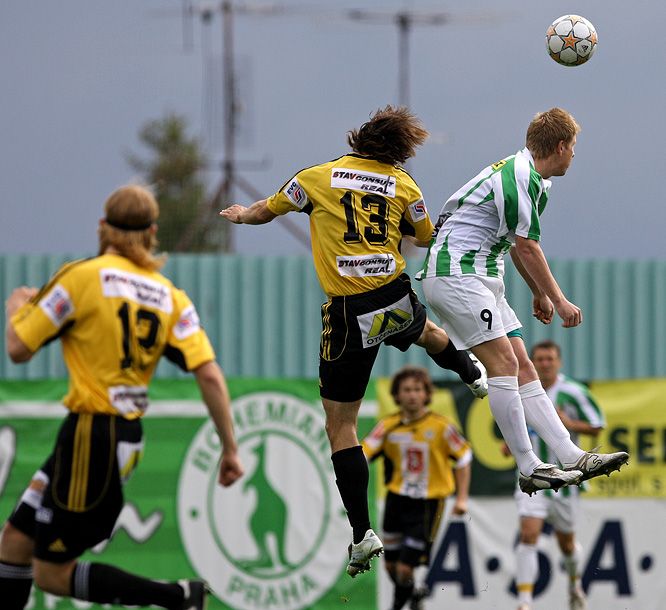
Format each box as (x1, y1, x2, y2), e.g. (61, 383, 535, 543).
(178, 393, 349, 610)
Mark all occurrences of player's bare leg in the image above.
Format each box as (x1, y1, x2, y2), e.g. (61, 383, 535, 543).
(511, 337, 629, 483)
(0, 521, 34, 610)
(323, 399, 383, 577)
(471, 337, 581, 494)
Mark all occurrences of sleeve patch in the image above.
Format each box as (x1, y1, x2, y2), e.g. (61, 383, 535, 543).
(173, 305, 201, 340)
(284, 178, 308, 210)
(39, 284, 74, 327)
(408, 199, 427, 222)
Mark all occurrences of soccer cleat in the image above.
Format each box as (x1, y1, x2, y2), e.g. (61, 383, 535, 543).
(569, 586, 587, 610)
(519, 463, 583, 496)
(346, 529, 384, 578)
(179, 579, 208, 610)
(562, 450, 629, 483)
(466, 354, 488, 398)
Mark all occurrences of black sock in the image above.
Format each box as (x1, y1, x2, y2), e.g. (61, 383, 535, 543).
(392, 580, 414, 610)
(0, 562, 33, 610)
(428, 341, 479, 384)
(71, 562, 184, 609)
(331, 446, 371, 544)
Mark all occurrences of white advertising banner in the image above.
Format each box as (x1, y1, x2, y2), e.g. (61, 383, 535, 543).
(378, 498, 666, 610)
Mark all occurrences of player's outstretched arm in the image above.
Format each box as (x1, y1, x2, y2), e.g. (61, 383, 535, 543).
(452, 461, 471, 515)
(514, 237, 582, 328)
(510, 247, 554, 324)
(193, 360, 244, 487)
(5, 286, 38, 362)
(219, 199, 277, 225)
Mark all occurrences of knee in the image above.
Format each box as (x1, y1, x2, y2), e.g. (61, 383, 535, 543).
(560, 537, 576, 556)
(33, 560, 74, 596)
(519, 530, 539, 545)
(395, 562, 414, 585)
(0, 522, 34, 564)
(488, 350, 519, 377)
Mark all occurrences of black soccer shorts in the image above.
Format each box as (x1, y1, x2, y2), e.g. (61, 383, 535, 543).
(9, 412, 143, 563)
(319, 274, 427, 402)
(382, 491, 445, 567)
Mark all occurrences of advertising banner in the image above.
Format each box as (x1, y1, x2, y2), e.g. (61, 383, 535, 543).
(0, 379, 378, 610)
(1, 376, 665, 609)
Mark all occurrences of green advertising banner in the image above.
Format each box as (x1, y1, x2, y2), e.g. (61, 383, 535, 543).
(0, 379, 378, 610)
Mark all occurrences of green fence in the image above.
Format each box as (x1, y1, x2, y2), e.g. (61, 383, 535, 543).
(2, 254, 666, 381)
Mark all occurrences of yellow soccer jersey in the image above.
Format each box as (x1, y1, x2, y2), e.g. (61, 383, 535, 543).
(362, 411, 472, 500)
(10, 254, 215, 418)
(267, 154, 434, 297)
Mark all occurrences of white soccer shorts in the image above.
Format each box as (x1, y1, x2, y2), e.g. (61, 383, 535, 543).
(514, 487, 579, 534)
(422, 275, 521, 350)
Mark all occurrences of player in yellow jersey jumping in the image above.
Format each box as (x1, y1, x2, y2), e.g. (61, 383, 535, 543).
(1, 185, 243, 610)
(363, 367, 472, 610)
(220, 106, 486, 578)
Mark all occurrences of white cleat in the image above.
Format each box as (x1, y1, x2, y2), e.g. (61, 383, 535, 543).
(519, 463, 583, 496)
(570, 586, 588, 610)
(466, 354, 488, 398)
(346, 529, 384, 578)
(562, 450, 629, 483)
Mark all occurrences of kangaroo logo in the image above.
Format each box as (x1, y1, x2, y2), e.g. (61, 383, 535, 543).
(177, 392, 349, 610)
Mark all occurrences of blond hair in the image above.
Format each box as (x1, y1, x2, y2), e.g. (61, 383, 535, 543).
(526, 108, 581, 159)
(98, 185, 166, 271)
(347, 105, 429, 165)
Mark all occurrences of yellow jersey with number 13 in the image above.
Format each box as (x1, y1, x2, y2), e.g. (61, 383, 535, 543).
(267, 154, 434, 297)
(10, 254, 215, 418)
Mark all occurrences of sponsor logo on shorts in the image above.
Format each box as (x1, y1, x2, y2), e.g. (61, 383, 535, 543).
(284, 179, 308, 209)
(173, 305, 201, 340)
(356, 294, 414, 348)
(331, 169, 396, 197)
(101, 269, 173, 313)
(109, 385, 149, 416)
(36, 507, 53, 524)
(47, 538, 68, 553)
(336, 253, 396, 277)
(39, 284, 74, 327)
(408, 199, 427, 222)
(178, 392, 349, 610)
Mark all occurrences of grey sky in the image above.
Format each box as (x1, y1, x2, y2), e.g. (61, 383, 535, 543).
(2, 0, 664, 259)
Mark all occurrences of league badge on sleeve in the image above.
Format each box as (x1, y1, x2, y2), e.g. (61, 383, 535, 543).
(284, 178, 308, 209)
(408, 199, 428, 222)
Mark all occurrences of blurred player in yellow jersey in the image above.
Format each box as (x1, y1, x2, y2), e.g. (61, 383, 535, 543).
(1, 185, 243, 610)
(362, 366, 472, 610)
(220, 106, 486, 578)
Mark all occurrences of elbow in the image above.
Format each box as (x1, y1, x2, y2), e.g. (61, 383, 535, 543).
(8, 347, 32, 363)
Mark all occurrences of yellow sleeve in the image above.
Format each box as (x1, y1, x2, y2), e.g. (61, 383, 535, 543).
(361, 419, 387, 461)
(164, 289, 216, 372)
(401, 179, 434, 242)
(266, 173, 311, 216)
(443, 421, 472, 461)
(11, 268, 78, 353)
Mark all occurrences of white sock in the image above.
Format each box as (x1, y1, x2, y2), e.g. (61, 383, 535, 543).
(516, 542, 538, 604)
(487, 377, 541, 475)
(563, 542, 583, 592)
(519, 381, 584, 465)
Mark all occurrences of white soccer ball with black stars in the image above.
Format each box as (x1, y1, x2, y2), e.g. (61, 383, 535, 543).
(546, 15, 597, 66)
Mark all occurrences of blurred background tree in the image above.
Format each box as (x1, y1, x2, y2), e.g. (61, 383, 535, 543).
(127, 113, 230, 252)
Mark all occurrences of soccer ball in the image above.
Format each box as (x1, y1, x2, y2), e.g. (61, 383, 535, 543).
(546, 15, 597, 66)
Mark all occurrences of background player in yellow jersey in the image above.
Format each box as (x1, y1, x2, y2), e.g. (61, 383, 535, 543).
(362, 366, 472, 610)
(1, 185, 243, 610)
(220, 106, 486, 577)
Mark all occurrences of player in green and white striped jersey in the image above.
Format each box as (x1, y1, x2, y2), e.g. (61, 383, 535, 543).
(418, 108, 627, 495)
(513, 341, 604, 610)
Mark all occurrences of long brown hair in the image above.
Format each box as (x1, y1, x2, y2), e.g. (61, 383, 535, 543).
(390, 365, 434, 406)
(347, 105, 429, 166)
(98, 185, 166, 271)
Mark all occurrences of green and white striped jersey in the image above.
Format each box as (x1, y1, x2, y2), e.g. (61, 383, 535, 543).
(418, 148, 551, 280)
(530, 373, 605, 497)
